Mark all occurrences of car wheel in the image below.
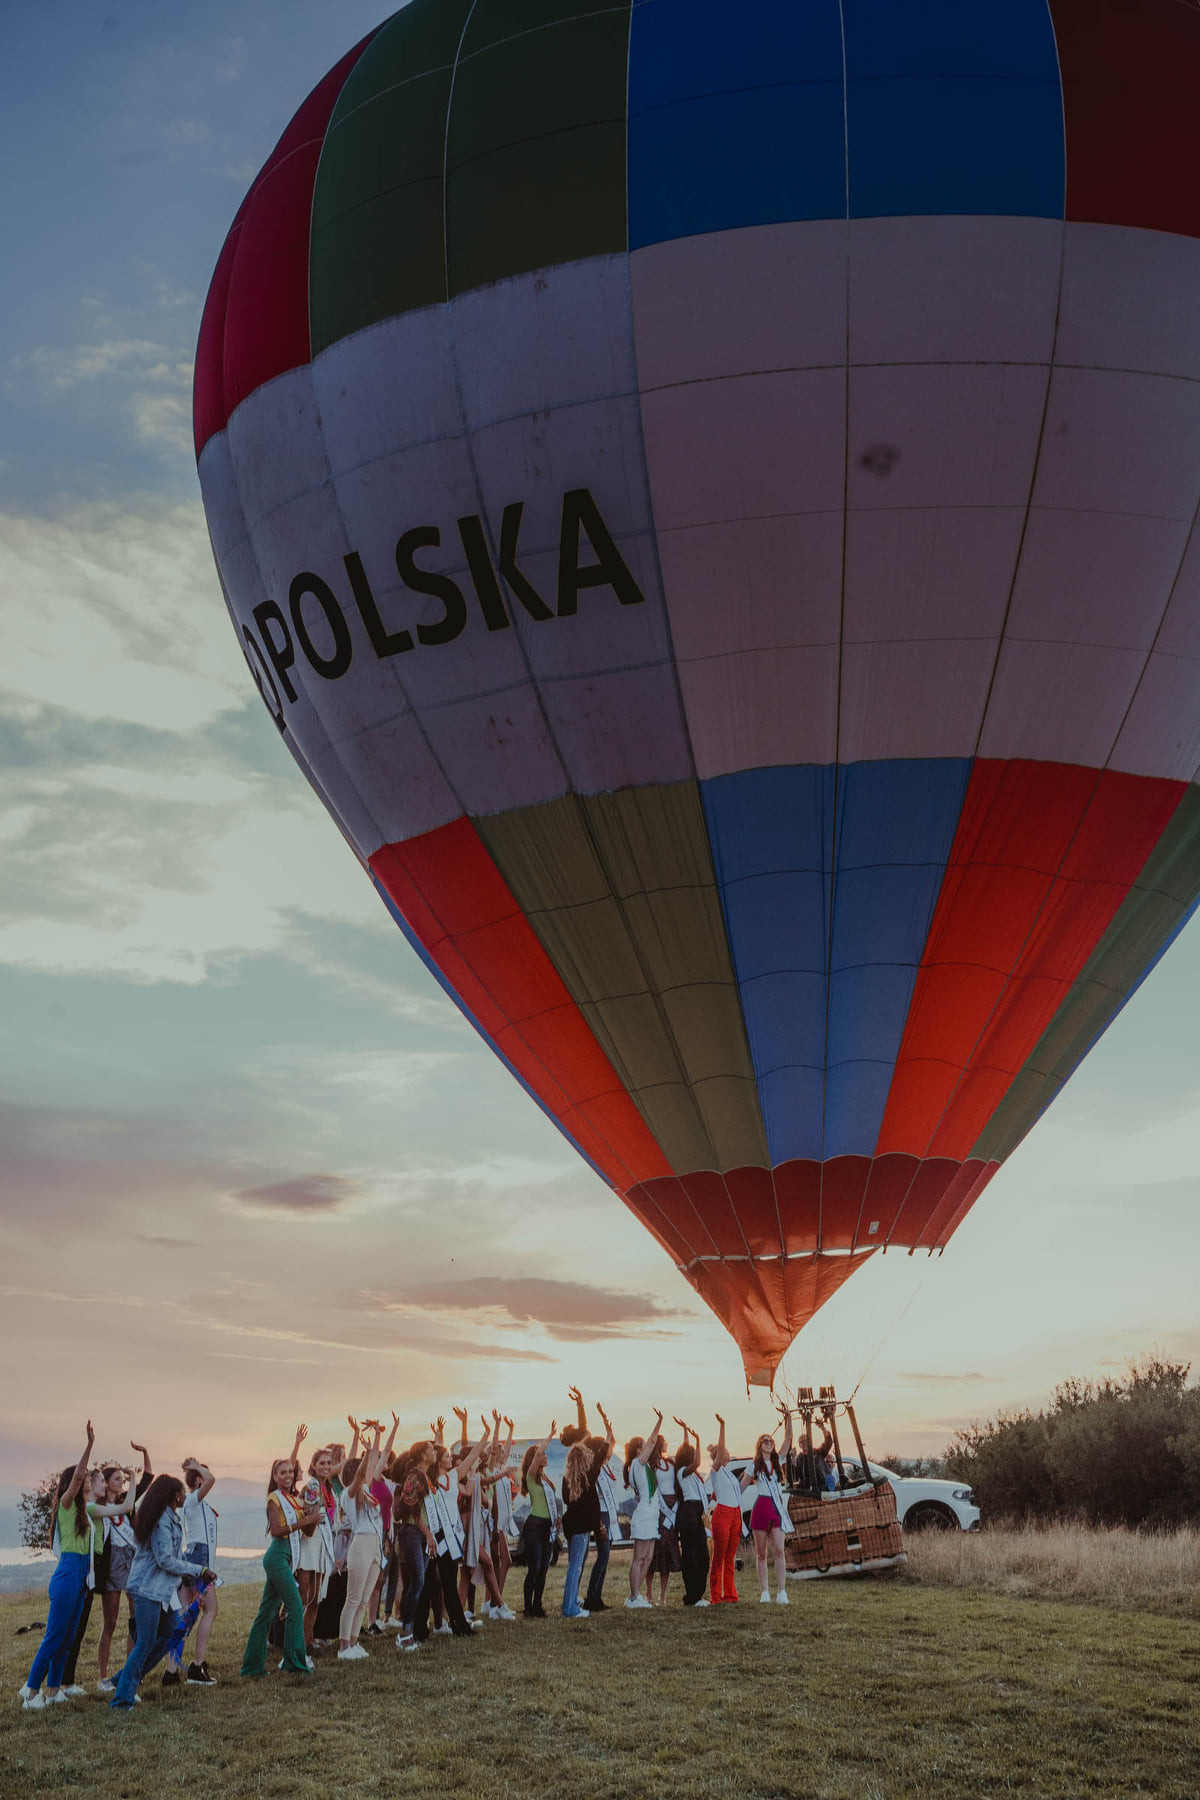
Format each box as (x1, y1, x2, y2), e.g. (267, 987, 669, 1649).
(903, 1503, 957, 1532)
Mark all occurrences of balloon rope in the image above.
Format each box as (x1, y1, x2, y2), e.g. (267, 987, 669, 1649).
(846, 1283, 923, 1406)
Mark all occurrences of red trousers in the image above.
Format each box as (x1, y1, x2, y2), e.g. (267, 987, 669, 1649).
(710, 1504, 741, 1603)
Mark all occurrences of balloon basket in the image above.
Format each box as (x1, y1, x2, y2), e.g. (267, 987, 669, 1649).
(780, 1385, 906, 1579)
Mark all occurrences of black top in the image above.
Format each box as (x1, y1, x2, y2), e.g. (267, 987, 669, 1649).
(562, 1464, 602, 1536)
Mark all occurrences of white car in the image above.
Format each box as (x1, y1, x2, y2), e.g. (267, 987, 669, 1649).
(839, 1459, 980, 1532)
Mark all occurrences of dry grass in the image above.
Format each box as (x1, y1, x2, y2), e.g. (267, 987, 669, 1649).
(905, 1522, 1200, 1617)
(4, 1555, 1200, 1799)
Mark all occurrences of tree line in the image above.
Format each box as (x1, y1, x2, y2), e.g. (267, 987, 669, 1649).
(943, 1355, 1200, 1527)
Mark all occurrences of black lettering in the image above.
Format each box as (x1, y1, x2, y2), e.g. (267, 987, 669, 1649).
(288, 573, 353, 680)
(396, 526, 468, 647)
(252, 600, 297, 702)
(557, 487, 647, 615)
(497, 503, 554, 621)
(344, 550, 413, 659)
(241, 624, 286, 731)
(458, 506, 554, 629)
(457, 513, 511, 632)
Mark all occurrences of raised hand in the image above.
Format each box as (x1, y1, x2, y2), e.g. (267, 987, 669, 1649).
(296, 1423, 308, 1444)
(567, 1385, 583, 1405)
(453, 1405, 468, 1424)
(85, 1420, 95, 1444)
(673, 1415, 688, 1432)
(715, 1413, 725, 1427)
(492, 1409, 502, 1426)
(503, 1416, 514, 1432)
(391, 1410, 400, 1428)
(347, 1416, 359, 1435)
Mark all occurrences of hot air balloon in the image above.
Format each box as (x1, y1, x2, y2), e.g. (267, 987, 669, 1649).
(194, 0, 1200, 1386)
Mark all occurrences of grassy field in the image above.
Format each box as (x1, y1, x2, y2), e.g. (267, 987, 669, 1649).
(4, 1551, 1199, 1799)
(905, 1522, 1200, 1618)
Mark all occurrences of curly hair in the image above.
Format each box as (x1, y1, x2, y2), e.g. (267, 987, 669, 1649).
(563, 1442, 592, 1502)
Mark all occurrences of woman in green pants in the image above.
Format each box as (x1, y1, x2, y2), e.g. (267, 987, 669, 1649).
(241, 1454, 322, 1677)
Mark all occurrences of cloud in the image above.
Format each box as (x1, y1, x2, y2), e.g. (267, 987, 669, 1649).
(135, 1233, 201, 1250)
(362, 1275, 690, 1343)
(230, 1174, 360, 1216)
(0, 498, 388, 980)
(13, 341, 194, 460)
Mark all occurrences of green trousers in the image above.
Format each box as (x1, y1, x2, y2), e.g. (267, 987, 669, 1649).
(241, 1535, 309, 1676)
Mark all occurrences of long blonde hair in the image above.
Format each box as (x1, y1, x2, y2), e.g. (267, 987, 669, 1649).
(563, 1442, 591, 1502)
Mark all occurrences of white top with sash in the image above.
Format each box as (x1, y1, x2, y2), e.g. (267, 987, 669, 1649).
(493, 1472, 516, 1535)
(182, 1492, 219, 1564)
(678, 1469, 708, 1507)
(708, 1464, 743, 1509)
(424, 1475, 465, 1559)
(596, 1460, 621, 1534)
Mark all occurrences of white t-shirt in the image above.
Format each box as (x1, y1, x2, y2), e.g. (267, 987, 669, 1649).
(709, 1465, 743, 1508)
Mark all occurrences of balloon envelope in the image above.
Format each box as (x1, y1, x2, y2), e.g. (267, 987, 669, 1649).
(195, 0, 1200, 1384)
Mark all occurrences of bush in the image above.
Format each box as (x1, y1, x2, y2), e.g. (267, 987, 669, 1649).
(945, 1356, 1200, 1527)
(18, 1473, 60, 1550)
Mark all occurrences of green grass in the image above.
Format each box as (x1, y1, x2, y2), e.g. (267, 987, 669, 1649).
(4, 1566, 1200, 1798)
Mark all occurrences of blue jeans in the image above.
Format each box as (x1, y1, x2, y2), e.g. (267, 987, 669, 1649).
(583, 1526, 611, 1610)
(111, 1594, 175, 1706)
(396, 1525, 427, 1633)
(561, 1532, 590, 1616)
(26, 1553, 89, 1691)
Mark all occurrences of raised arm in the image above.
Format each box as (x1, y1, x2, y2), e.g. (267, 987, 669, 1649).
(597, 1403, 616, 1457)
(567, 1385, 588, 1436)
(184, 1458, 216, 1502)
(130, 1440, 152, 1484)
(348, 1426, 382, 1499)
(61, 1421, 95, 1509)
(778, 1401, 793, 1460)
(383, 1411, 401, 1464)
(715, 1413, 727, 1459)
(457, 1425, 493, 1481)
(430, 1414, 446, 1447)
(347, 1416, 361, 1464)
(290, 1422, 308, 1467)
(637, 1410, 663, 1464)
(453, 1406, 469, 1452)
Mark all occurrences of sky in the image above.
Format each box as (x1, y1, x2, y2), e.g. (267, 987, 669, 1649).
(3, 0, 1200, 1492)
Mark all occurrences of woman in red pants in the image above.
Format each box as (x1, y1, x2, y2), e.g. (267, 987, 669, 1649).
(706, 1413, 743, 1604)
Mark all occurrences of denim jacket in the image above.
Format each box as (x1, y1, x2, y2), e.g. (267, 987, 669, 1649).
(127, 1506, 198, 1610)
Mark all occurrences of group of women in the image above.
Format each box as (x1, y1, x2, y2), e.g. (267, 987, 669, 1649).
(19, 1391, 803, 1712)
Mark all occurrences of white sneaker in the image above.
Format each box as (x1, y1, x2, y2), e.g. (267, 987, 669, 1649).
(496, 1604, 516, 1620)
(468, 1619, 482, 1631)
(694, 1598, 711, 1607)
(567, 1609, 590, 1620)
(96, 1679, 115, 1694)
(384, 1619, 403, 1631)
(400, 1639, 423, 1653)
(624, 1595, 652, 1610)
(434, 1622, 452, 1636)
(48, 1691, 70, 1704)
(336, 1646, 367, 1662)
(775, 1589, 790, 1605)
(760, 1590, 772, 1604)
(62, 1686, 86, 1698)
(21, 1691, 47, 1711)
(17, 1685, 33, 1702)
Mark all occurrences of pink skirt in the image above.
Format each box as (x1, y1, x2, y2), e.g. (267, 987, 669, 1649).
(750, 1496, 784, 1533)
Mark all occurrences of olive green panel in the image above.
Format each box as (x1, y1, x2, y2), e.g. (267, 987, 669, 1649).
(445, 7, 631, 298)
(476, 784, 769, 1176)
(972, 786, 1200, 1164)
(310, 0, 475, 349)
